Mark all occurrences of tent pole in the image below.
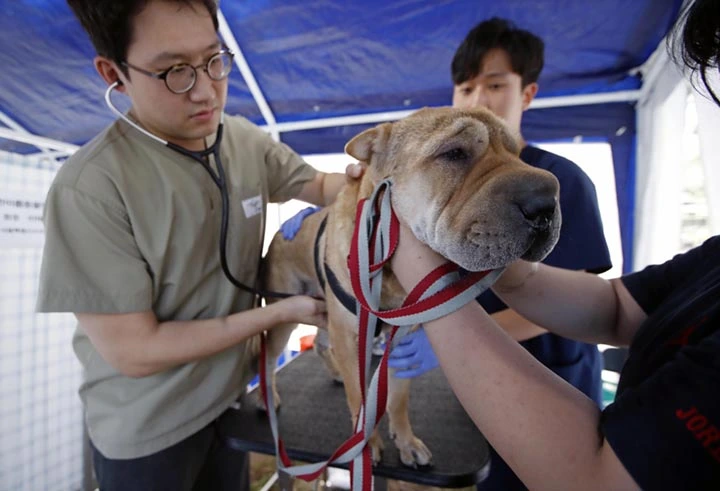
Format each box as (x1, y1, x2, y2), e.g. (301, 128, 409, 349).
(217, 10, 280, 141)
(0, 127, 79, 154)
(0, 111, 68, 159)
(267, 110, 417, 133)
(261, 90, 642, 134)
(529, 90, 641, 109)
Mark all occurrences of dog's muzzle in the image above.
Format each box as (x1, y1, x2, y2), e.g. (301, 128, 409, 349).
(517, 193, 556, 233)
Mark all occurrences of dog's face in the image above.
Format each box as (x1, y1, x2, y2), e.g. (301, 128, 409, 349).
(345, 106, 561, 271)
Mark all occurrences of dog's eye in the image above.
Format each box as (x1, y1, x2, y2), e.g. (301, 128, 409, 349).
(440, 147, 469, 162)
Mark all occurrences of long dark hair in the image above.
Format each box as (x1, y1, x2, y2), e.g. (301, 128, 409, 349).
(670, 0, 720, 106)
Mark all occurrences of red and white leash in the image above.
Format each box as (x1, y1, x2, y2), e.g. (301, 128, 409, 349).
(259, 179, 503, 491)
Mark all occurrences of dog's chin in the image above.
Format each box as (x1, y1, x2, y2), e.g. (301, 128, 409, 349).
(431, 227, 560, 272)
(431, 240, 520, 272)
(521, 234, 557, 262)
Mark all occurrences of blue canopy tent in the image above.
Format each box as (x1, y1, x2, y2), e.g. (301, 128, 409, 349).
(0, 0, 686, 272)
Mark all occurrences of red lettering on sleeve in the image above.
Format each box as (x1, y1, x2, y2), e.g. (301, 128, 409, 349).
(687, 415, 709, 432)
(676, 406, 720, 463)
(695, 427, 720, 448)
(676, 406, 698, 420)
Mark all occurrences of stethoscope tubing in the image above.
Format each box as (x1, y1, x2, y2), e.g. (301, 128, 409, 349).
(104, 83, 293, 299)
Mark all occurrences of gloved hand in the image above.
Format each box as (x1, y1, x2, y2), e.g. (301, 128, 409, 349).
(388, 327, 438, 378)
(280, 206, 321, 240)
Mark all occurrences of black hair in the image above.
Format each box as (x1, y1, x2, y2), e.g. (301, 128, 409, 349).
(67, 0, 219, 75)
(670, 0, 720, 105)
(451, 17, 544, 87)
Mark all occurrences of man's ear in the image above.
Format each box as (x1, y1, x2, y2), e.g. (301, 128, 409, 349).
(521, 82, 539, 111)
(94, 56, 127, 93)
(344, 122, 392, 163)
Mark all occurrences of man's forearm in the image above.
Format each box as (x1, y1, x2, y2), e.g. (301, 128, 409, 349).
(321, 172, 347, 205)
(492, 262, 628, 345)
(491, 307, 547, 341)
(298, 163, 364, 207)
(391, 237, 630, 346)
(77, 300, 307, 378)
(390, 233, 638, 488)
(422, 303, 639, 489)
(128, 304, 289, 376)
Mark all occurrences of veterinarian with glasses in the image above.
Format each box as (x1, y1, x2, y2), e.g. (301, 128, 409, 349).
(36, 1, 362, 490)
(390, 0, 720, 488)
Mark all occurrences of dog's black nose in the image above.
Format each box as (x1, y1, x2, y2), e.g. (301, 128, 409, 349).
(516, 194, 556, 231)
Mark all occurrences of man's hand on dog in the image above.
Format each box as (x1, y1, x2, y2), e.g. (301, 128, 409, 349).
(280, 206, 321, 240)
(391, 222, 448, 290)
(280, 162, 365, 241)
(273, 296, 327, 329)
(345, 162, 366, 183)
(388, 327, 439, 378)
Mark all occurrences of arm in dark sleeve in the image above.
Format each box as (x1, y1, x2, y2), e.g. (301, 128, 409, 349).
(600, 326, 720, 488)
(622, 236, 720, 315)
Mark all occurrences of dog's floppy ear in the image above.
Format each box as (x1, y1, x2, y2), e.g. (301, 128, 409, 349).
(345, 122, 392, 163)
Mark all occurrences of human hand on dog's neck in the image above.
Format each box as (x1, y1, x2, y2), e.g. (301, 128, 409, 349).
(493, 260, 539, 293)
(390, 222, 448, 291)
(345, 162, 366, 183)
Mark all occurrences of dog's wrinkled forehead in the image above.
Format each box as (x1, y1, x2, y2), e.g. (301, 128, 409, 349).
(397, 107, 521, 157)
(343, 106, 520, 167)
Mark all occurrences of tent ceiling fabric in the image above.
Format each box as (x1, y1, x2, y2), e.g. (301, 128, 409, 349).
(0, 0, 683, 155)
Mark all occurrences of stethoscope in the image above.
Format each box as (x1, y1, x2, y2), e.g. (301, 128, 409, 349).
(105, 82, 292, 299)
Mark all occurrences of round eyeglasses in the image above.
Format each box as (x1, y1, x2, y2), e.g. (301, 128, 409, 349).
(122, 49, 234, 94)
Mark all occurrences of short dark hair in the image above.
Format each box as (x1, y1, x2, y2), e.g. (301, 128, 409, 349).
(67, 0, 219, 72)
(451, 17, 544, 88)
(670, 0, 720, 106)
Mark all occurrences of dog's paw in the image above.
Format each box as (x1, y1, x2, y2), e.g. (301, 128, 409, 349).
(369, 432, 385, 465)
(396, 436, 432, 468)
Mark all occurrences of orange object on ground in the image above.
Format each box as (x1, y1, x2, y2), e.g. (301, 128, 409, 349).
(299, 334, 316, 352)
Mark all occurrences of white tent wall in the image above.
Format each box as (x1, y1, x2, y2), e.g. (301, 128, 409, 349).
(0, 151, 84, 491)
(694, 73, 720, 235)
(634, 54, 687, 271)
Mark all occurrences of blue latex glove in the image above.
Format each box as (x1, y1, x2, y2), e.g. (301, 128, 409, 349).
(388, 327, 439, 378)
(280, 206, 321, 240)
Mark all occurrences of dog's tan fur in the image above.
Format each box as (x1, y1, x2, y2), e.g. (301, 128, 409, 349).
(259, 106, 561, 467)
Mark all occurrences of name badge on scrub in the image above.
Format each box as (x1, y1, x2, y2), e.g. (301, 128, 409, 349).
(242, 195, 263, 218)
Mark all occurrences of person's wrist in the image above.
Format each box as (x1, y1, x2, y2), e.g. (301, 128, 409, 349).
(391, 246, 447, 290)
(265, 299, 295, 325)
(493, 260, 538, 293)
